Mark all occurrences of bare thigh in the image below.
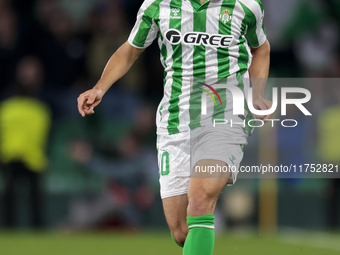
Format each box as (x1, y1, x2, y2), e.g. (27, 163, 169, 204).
(187, 159, 231, 216)
(162, 194, 189, 245)
(163, 194, 188, 233)
(162, 160, 230, 243)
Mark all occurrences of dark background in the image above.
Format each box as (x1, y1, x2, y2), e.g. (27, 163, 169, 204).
(0, 0, 339, 233)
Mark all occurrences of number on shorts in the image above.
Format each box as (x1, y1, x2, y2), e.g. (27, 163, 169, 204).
(161, 151, 170, 176)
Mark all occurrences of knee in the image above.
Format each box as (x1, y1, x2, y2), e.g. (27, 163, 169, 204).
(187, 193, 215, 216)
(172, 228, 188, 246)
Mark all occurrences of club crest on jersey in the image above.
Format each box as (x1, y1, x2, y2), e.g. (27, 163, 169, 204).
(171, 8, 181, 19)
(219, 9, 232, 24)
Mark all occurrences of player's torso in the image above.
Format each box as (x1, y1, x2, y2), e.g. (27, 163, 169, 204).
(154, 0, 251, 79)
(155, 0, 254, 135)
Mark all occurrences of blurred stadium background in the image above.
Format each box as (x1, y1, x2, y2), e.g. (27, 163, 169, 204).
(0, 0, 339, 254)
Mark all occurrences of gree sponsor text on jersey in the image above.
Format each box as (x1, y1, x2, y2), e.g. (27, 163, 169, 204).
(165, 29, 234, 48)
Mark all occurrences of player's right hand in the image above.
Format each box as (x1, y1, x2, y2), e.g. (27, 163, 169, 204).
(252, 97, 273, 123)
(77, 88, 104, 117)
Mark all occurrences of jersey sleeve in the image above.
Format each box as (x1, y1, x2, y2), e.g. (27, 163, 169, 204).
(128, 0, 159, 49)
(245, 0, 266, 48)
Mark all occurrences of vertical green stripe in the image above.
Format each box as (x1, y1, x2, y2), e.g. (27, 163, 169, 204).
(238, 2, 251, 77)
(262, 23, 266, 34)
(154, 7, 168, 73)
(217, 0, 236, 79)
(239, 1, 259, 47)
(214, 0, 237, 122)
(153, 2, 165, 124)
(236, 72, 244, 90)
(255, 0, 264, 12)
(189, 4, 208, 130)
(133, 0, 162, 47)
(237, 42, 249, 74)
(133, 16, 153, 47)
(189, 0, 202, 11)
(167, 0, 183, 134)
(161, 44, 168, 72)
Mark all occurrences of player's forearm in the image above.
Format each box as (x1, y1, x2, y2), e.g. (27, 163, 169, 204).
(249, 39, 270, 99)
(94, 42, 144, 94)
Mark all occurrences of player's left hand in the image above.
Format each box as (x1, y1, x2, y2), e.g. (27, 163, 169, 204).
(252, 97, 273, 123)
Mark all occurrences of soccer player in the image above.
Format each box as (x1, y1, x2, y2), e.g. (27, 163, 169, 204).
(78, 0, 272, 254)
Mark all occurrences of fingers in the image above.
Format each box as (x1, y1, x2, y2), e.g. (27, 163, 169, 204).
(263, 100, 272, 109)
(86, 92, 97, 105)
(253, 99, 267, 120)
(263, 100, 273, 121)
(253, 98, 273, 123)
(77, 91, 95, 117)
(77, 90, 102, 117)
(84, 92, 100, 114)
(83, 104, 95, 115)
(255, 99, 268, 111)
(77, 94, 86, 117)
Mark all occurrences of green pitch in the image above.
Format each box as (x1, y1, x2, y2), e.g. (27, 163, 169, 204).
(0, 231, 339, 255)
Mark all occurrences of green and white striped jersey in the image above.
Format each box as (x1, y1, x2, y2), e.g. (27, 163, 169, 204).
(128, 0, 266, 136)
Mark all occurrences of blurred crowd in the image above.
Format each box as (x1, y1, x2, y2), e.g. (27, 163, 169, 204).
(0, 0, 162, 230)
(0, 0, 339, 230)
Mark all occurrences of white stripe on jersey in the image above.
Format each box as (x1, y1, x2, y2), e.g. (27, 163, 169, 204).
(128, 0, 158, 48)
(229, 1, 245, 75)
(129, 0, 267, 135)
(200, 1, 222, 127)
(157, 0, 172, 132)
(177, 2, 194, 133)
(238, 0, 266, 47)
